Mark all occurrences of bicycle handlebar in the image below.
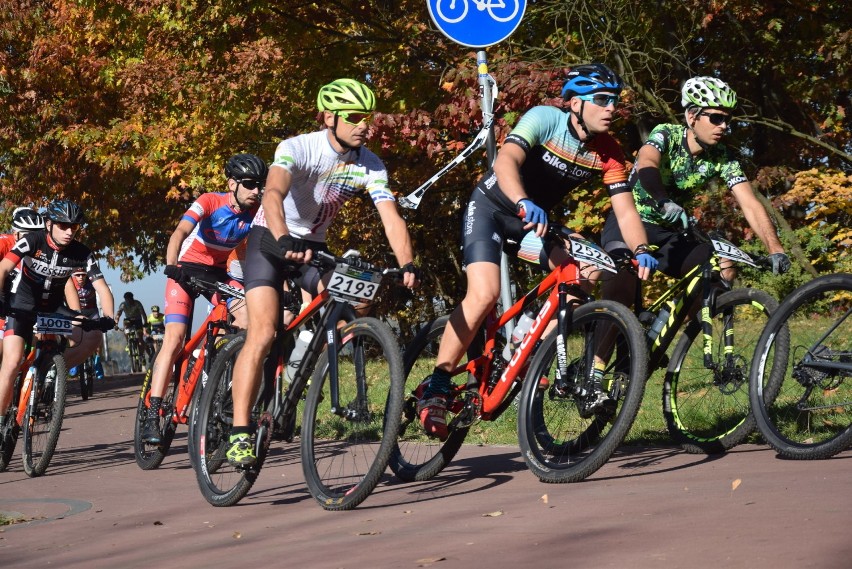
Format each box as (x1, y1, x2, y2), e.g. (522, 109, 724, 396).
(184, 276, 245, 301)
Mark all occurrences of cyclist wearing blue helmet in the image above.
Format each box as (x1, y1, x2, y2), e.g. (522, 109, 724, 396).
(417, 63, 657, 440)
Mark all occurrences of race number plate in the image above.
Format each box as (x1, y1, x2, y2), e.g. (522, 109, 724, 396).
(327, 264, 382, 305)
(711, 236, 756, 267)
(568, 236, 618, 273)
(35, 314, 75, 335)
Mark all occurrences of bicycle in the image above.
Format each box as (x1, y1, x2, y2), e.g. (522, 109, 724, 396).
(192, 251, 405, 510)
(77, 353, 96, 401)
(749, 273, 851, 459)
(133, 277, 244, 470)
(124, 324, 146, 373)
(0, 311, 112, 476)
(394, 224, 648, 484)
(628, 227, 786, 454)
(435, 0, 520, 24)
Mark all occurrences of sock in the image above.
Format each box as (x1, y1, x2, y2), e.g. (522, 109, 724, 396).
(230, 426, 252, 441)
(423, 367, 453, 398)
(593, 361, 611, 391)
(147, 396, 162, 419)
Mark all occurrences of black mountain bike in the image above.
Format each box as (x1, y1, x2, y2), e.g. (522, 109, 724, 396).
(749, 273, 851, 459)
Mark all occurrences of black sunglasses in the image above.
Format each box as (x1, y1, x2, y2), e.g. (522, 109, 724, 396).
(700, 111, 733, 126)
(238, 179, 263, 191)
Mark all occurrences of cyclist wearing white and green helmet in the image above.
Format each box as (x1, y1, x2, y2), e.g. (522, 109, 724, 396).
(600, 76, 790, 314)
(226, 78, 421, 466)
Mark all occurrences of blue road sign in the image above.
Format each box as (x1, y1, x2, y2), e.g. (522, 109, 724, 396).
(427, 0, 526, 48)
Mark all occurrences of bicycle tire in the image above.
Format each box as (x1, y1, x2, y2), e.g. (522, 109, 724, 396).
(187, 335, 234, 470)
(23, 354, 68, 477)
(301, 317, 405, 510)
(517, 300, 647, 483)
(133, 365, 177, 470)
(750, 273, 852, 459)
(194, 333, 267, 507)
(388, 315, 470, 482)
(79, 358, 91, 401)
(664, 288, 783, 454)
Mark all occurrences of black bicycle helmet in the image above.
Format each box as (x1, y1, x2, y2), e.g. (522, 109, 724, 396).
(561, 63, 623, 99)
(45, 199, 85, 224)
(224, 153, 268, 182)
(11, 207, 45, 232)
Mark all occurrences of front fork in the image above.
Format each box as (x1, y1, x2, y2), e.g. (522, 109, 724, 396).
(700, 266, 734, 372)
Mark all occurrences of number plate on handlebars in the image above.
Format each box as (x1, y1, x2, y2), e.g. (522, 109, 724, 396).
(711, 237, 757, 267)
(327, 264, 382, 305)
(568, 236, 617, 273)
(35, 314, 76, 335)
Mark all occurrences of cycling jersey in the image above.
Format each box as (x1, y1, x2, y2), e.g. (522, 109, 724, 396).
(147, 313, 165, 334)
(177, 192, 257, 268)
(477, 105, 631, 213)
(630, 123, 747, 226)
(464, 105, 631, 266)
(4, 230, 104, 314)
(252, 130, 396, 242)
(73, 277, 99, 317)
(118, 299, 146, 328)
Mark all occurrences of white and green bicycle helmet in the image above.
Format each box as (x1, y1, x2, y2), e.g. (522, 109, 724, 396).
(317, 78, 376, 113)
(681, 76, 737, 109)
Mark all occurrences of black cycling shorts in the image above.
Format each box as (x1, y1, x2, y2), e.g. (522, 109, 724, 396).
(244, 226, 329, 296)
(600, 212, 712, 278)
(462, 188, 557, 270)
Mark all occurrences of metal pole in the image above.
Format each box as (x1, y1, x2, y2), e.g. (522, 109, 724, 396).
(477, 51, 515, 336)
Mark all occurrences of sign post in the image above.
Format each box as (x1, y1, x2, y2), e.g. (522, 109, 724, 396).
(427, 0, 527, 336)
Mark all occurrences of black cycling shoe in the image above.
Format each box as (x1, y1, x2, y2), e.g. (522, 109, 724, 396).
(141, 418, 161, 444)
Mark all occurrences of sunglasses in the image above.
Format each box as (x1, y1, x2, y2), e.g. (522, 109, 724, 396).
(336, 110, 373, 125)
(699, 111, 733, 126)
(577, 93, 619, 107)
(237, 179, 264, 191)
(54, 222, 80, 232)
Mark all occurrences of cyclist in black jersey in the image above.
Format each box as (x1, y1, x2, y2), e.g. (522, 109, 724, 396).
(63, 265, 115, 374)
(600, 76, 790, 312)
(417, 64, 659, 440)
(0, 200, 114, 426)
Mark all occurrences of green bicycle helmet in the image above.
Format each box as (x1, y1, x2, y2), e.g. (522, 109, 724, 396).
(681, 76, 737, 109)
(317, 78, 376, 113)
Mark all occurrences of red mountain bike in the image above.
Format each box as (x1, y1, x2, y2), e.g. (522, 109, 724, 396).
(393, 225, 648, 483)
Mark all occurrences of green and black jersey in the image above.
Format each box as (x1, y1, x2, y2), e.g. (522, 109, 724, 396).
(630, 124, 748, 226)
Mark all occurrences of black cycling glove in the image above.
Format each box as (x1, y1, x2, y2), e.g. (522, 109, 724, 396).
(164, 264, 184, 283)
(402, 262, 422, 281)
(277, 235, 310, 256)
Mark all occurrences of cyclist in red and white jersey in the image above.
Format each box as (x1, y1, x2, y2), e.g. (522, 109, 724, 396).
(63, 265, 115, 374)
(226, 78, 421, 465)
(141, 153, 265, 444)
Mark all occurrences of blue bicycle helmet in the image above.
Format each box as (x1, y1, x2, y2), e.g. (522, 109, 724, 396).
(561, 64, 622, 99)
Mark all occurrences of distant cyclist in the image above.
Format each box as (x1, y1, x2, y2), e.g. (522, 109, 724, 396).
(64, 266, 114, 379)
(116, 291, 147, 365)
(141, 153, 265, 444)
(0, 200, 112, 429)
(226, 78, 420, 466)
(144, 305, 165, 360)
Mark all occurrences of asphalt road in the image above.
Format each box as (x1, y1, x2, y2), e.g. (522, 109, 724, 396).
(1, 375, 849, 569)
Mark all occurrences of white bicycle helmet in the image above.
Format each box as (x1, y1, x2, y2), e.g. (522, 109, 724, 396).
(11, 207, 45, 232)
(681, 76, 737, 109)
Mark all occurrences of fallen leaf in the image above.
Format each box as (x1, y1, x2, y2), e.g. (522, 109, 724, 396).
(416, 556, 446, 565)
(233, 532, 241, 539)
(403, 510, 413, 514)
(357, 531, 380, 536)
(732, 479, 742, 492)
(482, 510, 503, 517)
(540, 494, 548, 504)
(153, 521, 163, 526)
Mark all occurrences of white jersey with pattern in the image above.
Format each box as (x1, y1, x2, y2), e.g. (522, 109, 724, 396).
(252, 130, 395, 242)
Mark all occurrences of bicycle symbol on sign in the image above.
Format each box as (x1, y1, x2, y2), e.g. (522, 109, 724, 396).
(436, 0, 520, 24)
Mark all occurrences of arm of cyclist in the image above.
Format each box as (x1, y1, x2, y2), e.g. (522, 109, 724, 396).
(163, 218, 196, 283)
(730, 181, 790, 274)
(635, 145, 688, 228)
(0, 256, 14, 315)
(493, 143, 549, 238)
(374, 200, 419, 289)
(610, 192, 658, 281)
(64, 278, 83, 312)
(91, 277, 115, 320)
(263, 166, 313, 264)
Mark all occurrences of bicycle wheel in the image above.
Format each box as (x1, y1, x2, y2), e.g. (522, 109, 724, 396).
(187, 335, 233, 470)
(517, 300, 647, 483)
(22, 354, 68, 477)
(133, 366, 178, 470)
(388, 315, 470, 482)
(664, 288, 783, 454)
(79, 359, 91, 401)
(750, 274, 852, 459)
(194, 333, 268, 507)
(301, 317, 405, 510)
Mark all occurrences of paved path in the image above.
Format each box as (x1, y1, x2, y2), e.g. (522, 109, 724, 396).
(1, 376, 849, 569)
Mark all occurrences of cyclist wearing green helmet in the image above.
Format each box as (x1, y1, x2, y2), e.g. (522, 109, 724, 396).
(600, 76, 790, 314)
(225, 78, 421, 466)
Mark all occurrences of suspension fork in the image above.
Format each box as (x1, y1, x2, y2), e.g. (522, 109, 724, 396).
(321, 302, 353, 417)
(554, 282, 577, 382)
(700, 264, 725, 370)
